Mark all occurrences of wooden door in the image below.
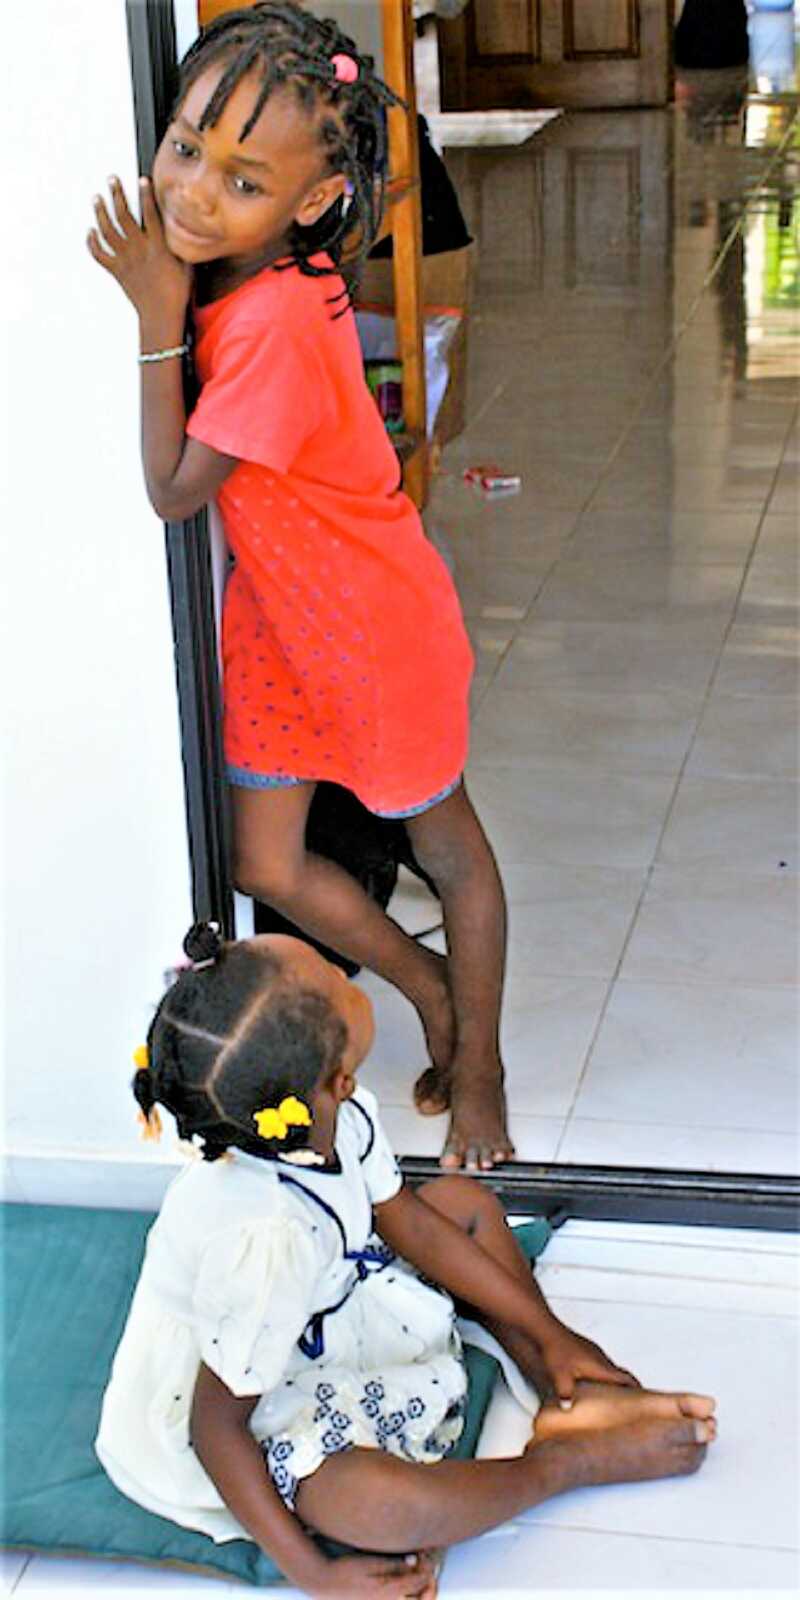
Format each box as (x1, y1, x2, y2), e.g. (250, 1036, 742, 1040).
(439, 0, 672, 111)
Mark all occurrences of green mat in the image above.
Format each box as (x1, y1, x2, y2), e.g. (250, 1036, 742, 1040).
(2, 1202, 551, 1585)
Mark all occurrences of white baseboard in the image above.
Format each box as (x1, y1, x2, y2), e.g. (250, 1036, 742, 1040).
(1, 1148, 183, 1211)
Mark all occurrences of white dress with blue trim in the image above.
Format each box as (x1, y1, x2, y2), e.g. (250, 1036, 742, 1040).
(95, 1088, 467, 1542)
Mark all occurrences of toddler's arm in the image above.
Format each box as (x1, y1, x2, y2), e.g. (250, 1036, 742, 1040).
(375, 1185, 637, 1402)
(191, 1364, 328, 1591)
(190, 1363, 436, 1599)
(88, 177, 237, 520)
(375, 1185, 558, 1342)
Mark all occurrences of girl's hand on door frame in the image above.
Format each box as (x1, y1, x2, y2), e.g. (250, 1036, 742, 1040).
(87, 176, 191, 329)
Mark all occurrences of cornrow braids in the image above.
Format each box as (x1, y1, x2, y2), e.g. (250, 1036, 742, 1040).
(175, 2, 403, 298)
(135, 927, 347, 1162)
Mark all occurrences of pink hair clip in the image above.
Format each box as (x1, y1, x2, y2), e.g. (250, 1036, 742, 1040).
(331, 52, 358, 84)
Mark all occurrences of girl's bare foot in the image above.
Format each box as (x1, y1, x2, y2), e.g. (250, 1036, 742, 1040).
(413, 1065, 451, 1116)
(532, 1381, 717, 1444)
(529, 1411, 715, 1487)
(440, 1071, 516, 1171)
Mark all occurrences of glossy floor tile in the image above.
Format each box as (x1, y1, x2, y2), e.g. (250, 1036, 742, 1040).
(685, 691, 799, 778)
(657, 775, 798, 871)
(573, 980, 798, 1133)
(470, 685, 703, 775)
(620, 866, 799, 987)
(499, 619, 722, 694)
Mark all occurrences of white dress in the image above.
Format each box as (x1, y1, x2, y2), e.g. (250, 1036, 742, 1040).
(96, 1088, 467, 1543)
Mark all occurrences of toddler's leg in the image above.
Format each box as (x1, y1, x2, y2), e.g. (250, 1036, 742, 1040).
(294, 1417, 713, 1555)
(231, 783, 455, 1073)
(405, 783, 513, 1170)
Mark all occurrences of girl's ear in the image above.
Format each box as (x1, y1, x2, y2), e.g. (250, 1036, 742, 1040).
(329, 1063, 356, 1104)
(294, 172, 347, 228)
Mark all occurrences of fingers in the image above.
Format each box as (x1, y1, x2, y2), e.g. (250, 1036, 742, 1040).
(92, 191, 125, 255)
(107, 175, 139, 237)
(138, 175, 163, 237)
(87, 175, 147, 270)
(376, 1552, 436, 1597)
(553, 1372, 575, 1409)
(602, 1363, 641, 1388)
(86, 227, 117, 272)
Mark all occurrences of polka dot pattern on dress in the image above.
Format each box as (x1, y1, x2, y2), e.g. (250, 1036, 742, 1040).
(189, 262, 472, 814)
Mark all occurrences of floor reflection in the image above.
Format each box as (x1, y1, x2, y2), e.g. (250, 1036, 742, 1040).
(366, 47, 799, 1177)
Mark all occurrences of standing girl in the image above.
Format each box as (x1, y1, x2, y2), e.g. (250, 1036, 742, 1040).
(96, 923, 715, 1599)
(89, 2, 510, 1170)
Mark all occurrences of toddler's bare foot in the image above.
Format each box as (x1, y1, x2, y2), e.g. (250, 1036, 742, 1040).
(440, 1071, 515, 1171)
(531, 1381, 717, 1444)
(528, 1411, 715, 1488)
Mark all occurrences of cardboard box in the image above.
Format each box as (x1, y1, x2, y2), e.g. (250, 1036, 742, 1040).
(357, 243, 474, 444)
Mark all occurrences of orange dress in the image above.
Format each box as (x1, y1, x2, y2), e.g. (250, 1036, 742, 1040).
(187, 256, 473, 818)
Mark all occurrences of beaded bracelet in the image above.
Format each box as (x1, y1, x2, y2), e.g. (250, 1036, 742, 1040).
(138, 343, 188, 364)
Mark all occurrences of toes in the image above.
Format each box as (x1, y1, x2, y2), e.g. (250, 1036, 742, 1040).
(691, 1419, 713, 1444)
(677, 1393, 717, 1420)
(492, 1142, 515, 1165)
(462, 1142, 506, 1171)
(439, 1141, 465, 1170)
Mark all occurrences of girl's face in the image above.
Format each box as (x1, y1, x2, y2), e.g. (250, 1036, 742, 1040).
(152, 62, 345, 276)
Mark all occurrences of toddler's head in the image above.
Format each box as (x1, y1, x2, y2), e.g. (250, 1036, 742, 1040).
(133, 924, 374, 1164)
(152, 1, 400, 287)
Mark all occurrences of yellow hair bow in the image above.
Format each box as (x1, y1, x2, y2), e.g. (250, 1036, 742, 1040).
(254, 1095, 312, 1142)
(132, 1044, 149, 1070)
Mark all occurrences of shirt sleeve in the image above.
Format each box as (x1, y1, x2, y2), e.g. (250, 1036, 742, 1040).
(353, 1088, 403, 1207)
(193, 1214, 322, 1397)
(186, 319, 329, 473)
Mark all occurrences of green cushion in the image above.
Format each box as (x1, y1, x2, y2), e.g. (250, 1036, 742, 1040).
(2, 1202, 551, 1585)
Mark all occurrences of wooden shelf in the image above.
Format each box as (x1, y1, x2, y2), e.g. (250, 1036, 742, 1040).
(381, 0, 428, 508)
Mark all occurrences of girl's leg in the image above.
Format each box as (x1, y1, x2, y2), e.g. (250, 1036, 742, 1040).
(231, 783, 455, 1074)
(296, 1177, 714, 1554)
(405, 783, 513, 1170)
(416, 1174, 552, 1393)
(294, 1419, 712, 1554)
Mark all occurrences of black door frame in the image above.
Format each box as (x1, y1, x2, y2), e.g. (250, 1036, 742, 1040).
(127, 0, 799, 1235)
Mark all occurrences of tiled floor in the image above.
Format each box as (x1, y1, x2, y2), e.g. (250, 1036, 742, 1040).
(5, 18, 799, 1600)
(363, 37, 800, 1182)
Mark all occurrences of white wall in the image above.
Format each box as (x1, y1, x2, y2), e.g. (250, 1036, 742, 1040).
(3, 0, 193, 1199)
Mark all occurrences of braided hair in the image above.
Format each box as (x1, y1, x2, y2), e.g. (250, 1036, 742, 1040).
(174, 2, 402, 294)
(133, 923, 347, 1162)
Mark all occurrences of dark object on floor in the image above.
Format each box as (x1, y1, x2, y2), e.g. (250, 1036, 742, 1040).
(370, 115, 472, 259)
(3, 1202, 551, 1586)
(674, 0, 749, 69)
(254, 782, 440, 977)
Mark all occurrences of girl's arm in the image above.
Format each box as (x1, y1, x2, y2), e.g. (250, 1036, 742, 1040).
(88, 177, 236, 521)
(374, 1185, 557, 1341)
(374, 1185, 637, 1402)
(191, 1364, 436, 1600)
